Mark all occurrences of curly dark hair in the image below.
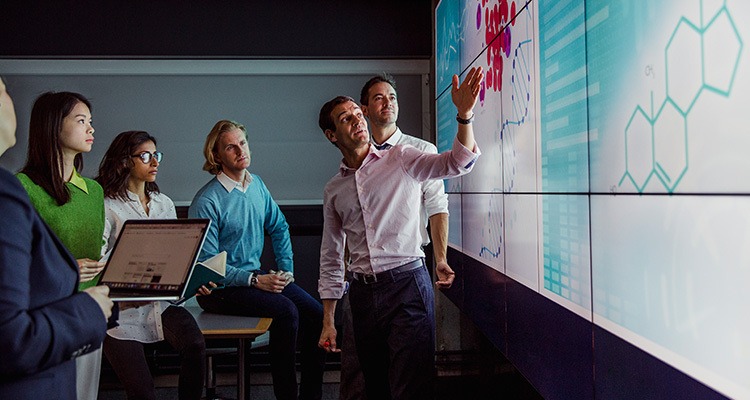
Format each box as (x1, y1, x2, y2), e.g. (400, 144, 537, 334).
(96, 130, 160, 201)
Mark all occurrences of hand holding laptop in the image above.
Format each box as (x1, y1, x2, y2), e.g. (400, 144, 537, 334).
(78, 258, 105, 282)
(83, 285, 114, 319)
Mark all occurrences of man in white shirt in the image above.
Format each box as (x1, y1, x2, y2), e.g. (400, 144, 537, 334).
(317, 67, 483, 399)
(361, 73, 453, 286)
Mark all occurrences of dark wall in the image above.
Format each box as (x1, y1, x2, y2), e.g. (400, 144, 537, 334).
(443, 247, 729, 400)
(0, 1, 432, 58)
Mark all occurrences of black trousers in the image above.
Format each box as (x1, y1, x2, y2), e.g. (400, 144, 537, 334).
(349, 263, 436, 400)
(103, 305, 206, 400)
(338, 290, 367, 400)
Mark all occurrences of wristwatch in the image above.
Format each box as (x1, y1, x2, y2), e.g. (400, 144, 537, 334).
(456, 113, 475, 124)
(249, 273, 258, 287)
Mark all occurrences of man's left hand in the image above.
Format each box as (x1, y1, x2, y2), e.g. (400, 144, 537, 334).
(451, 66, 484, 118)
(435, 261, 455, 289)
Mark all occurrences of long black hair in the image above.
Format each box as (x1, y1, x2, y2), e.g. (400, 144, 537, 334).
(20, 91, 92, 205)
(96, 130, 160, 201)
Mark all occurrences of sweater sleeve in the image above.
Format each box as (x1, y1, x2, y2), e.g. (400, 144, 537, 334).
(257, 176, 294, 274)
(189, 189, 252, 287)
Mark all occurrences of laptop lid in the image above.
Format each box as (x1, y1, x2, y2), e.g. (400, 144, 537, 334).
(99, 218, 211, 301)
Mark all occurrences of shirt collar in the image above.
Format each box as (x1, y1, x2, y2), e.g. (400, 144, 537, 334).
(338, 161, 355, 176)
(338, 144, 384, 176)
(371, 127, 402, 148)
(68, 168, 88, 194)
(125, 189, 162, 204)
(217, 171, 253, 193)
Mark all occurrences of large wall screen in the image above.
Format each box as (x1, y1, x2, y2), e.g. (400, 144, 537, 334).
(436, 0, 749, 398)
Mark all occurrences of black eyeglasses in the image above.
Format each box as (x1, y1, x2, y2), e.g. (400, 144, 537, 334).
(131, 151, 163, 164)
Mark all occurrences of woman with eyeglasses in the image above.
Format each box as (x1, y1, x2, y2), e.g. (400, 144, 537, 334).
(96, 130, 205, 400)
(16, 91, 108, 400)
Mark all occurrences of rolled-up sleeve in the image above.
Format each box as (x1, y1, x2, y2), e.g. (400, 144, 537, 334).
(318, 186, 347, 300)
(422, 178, 449, 217)
(401, 137, 481, 183)
(450, 136, 481, 170)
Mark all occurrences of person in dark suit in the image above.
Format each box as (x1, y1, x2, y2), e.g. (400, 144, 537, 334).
(0, 77, 113, 399)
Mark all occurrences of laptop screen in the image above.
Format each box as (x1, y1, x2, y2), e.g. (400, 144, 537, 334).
(99, 219, 210, 298)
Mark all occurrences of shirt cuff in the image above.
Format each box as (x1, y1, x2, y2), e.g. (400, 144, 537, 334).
(451, 136, 481, 169)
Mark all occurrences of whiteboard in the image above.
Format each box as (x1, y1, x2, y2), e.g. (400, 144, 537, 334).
(0, 59, 429, 205)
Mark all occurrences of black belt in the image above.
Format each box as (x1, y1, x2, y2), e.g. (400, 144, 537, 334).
(352, 258, 425, 285)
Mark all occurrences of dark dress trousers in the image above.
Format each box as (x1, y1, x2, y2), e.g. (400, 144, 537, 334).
(0, 168, 107, 399)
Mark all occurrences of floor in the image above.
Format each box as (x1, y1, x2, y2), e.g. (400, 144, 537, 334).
(99, 371, 341, 399)
(97, 352, 545, 400)
(99, 371, 543, 400)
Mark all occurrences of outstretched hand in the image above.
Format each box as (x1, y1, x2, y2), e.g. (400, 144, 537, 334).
(451, 66, 484, 118)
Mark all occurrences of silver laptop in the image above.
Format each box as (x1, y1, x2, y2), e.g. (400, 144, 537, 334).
(98, 219, 211, 301)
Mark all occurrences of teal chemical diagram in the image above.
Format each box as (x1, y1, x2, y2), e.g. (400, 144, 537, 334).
(620, 1, 743, 193)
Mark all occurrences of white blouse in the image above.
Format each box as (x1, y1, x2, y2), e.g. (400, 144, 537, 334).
(101, 190, 177, 343)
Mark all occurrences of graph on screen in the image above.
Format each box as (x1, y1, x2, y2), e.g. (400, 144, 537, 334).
(436, 0, 750, 398)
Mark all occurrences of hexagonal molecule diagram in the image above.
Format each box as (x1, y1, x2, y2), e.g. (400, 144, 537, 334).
(619, 0, 743, 193)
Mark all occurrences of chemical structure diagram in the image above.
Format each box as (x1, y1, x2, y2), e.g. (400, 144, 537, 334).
(619, 1, 743, 193)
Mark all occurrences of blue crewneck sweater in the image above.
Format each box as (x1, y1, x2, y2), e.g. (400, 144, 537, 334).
(188, 174, 293, 287)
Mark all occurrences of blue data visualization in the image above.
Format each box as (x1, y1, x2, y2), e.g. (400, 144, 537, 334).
(435, 0, 750, 398)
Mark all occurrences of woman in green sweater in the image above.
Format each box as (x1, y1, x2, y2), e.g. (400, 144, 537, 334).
(17, 91, 106, 400)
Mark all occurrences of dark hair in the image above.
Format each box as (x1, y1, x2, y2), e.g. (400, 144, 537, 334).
(96, 131, 160, 201)
(20, 91, 92, 205)
(318, 96, 356, 148)
(360, 73, 397, 106)
(319, 96, 355, 132)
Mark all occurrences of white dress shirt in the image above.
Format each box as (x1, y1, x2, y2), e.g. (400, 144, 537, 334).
(101, 190, 177, 343)
(216, 170, 253, 193)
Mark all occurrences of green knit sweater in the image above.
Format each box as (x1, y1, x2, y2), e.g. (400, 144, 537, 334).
(16, 172, 105, 290)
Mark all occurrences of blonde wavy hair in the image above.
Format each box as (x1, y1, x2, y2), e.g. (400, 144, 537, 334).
(202, 120, 247, 175)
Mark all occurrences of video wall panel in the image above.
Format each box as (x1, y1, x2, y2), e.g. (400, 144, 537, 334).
(436, 0, 750, 398)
